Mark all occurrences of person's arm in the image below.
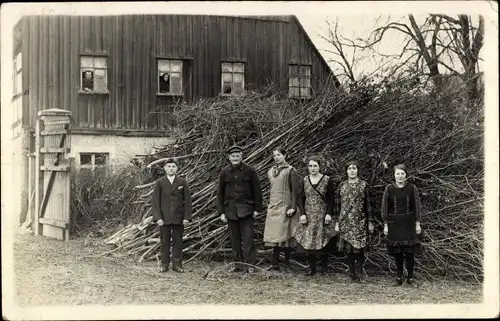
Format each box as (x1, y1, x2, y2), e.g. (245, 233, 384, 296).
(151, 180, 162, 222)
(297, 178, 306, 217)
(216, 171, 226, 214)
(413, 185, 422, 223)
(334, 183, 342, 221)
(183, 179, 193, 221)
(250, 168, 263, 213)
(288, 168, 299, 212)
(381, 185, 389, 224)
(364, 183, 373, 222)
(326, 178, 335, 218)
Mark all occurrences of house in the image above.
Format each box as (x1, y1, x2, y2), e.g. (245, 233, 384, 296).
(10, 14, 338, 224)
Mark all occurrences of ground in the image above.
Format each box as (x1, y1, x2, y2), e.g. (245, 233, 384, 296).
(11, 233, 482, 306)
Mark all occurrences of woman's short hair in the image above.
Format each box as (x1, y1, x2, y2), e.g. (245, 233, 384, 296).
(344, 160, 360, 176)
(306, 155, 322, 168)
(273, 146, 287, 157)
(393, 163, 408, 175)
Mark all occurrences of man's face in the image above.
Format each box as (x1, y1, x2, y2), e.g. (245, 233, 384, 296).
(228, 152, 243, 166)
(164, 163, 178, 176)
(85, 71, 92, 80)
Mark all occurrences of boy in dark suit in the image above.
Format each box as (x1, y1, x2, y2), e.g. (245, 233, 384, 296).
(152, 158, 192, 273)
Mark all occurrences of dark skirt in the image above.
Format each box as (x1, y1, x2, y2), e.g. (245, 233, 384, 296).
(387, 243, 422, 255)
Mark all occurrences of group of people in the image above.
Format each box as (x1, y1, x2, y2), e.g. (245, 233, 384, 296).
(151, 144, 422, 286)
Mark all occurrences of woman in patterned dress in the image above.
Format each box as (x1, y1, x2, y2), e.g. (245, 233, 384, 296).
(334, 160, 374, 282)
(381, 164, 422, 286)
(294, 155, 335, 276)
(263, 147, 300, 270)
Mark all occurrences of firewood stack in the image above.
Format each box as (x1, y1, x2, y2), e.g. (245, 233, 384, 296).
(103, 78, 484, 281)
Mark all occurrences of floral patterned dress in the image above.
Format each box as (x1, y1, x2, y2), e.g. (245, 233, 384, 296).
(294, 175, 335, 251)
(335, 179, 373, 254)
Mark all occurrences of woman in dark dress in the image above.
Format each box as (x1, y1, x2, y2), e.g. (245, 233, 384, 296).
(382, 164, 422, 285)
(334, 160, 374, 282)
(294, 155, 336, 276)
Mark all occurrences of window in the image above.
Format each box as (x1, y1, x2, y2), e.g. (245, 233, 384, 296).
(289, 64, 312, 99)
(80, 56, 108, 92)
(221, 62, 245, 96)
(79, 153, 109, 176)
(157, 59, 183, 95)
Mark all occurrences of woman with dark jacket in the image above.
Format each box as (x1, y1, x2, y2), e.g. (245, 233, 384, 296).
(382, 163, 422, 285)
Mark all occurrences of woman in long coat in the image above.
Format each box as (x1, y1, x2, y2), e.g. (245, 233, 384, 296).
(381, 163, 422, 286)
(263, 147, 300, 270)
(294, 155, 336, 276)
(335, 160, 374, 282)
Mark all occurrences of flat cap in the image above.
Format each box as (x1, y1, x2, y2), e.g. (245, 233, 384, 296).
(227, 145, 243, 154)
(163, 157, 179, 166)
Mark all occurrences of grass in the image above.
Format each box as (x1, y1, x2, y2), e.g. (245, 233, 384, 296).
(12, 233, 483, 306)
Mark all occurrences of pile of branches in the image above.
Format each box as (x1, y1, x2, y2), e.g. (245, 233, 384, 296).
(103, 77, 484, 282)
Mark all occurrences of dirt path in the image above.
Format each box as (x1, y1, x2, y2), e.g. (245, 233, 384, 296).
(12, 233, 482, 306)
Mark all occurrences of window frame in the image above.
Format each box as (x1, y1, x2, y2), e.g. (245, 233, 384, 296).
(79, 55, 109, 94)
(79, 152, 110, 176)
(220, 61, 245, 97)
(156, 58, 184, 96)
(288, 64, 312, 100)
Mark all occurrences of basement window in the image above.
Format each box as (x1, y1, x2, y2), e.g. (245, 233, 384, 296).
(157, 59, 183, 95)
(288, 64, 312, 99)
(79, 152, 109, 176)
(221, 62, 245, 96)
(80, 56, 108, 93)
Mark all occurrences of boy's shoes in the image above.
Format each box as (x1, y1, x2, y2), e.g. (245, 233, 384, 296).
(395, 276, 404, 286)
(407, 277, 415, 285)
(158, 264, 169, 273)
(172, 267, 185, 273)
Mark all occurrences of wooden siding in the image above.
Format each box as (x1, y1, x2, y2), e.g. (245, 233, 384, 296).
(19, 15, 335, 131)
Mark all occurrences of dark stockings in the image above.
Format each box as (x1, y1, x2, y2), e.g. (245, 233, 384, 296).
(405, 252, 415, 279)
(271, 247, 291, 268)
(306, 252, 317, 275)
(394, 253, 405, 279)
(347, 250, 365, 280)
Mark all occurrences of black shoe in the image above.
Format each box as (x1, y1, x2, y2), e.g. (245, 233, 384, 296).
(158, 264, 169, 273)
(270, 264, 280, 271)
(396, 277, 403, 286)
(407, 277, 415, 285)
(305, 269, 316, 276)
(172, 266, 185, 273)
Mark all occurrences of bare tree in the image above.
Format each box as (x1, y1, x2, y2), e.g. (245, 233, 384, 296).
(359, 14, 484, 103)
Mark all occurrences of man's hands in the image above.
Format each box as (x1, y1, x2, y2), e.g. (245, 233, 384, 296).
(157, 219, 165, 227)
(220, 214, 228, 223)
(324, 214, 332, 225)
(253, 211, 259, 219)
(299, 215, 307, 225)
(286, 209, 295, 217)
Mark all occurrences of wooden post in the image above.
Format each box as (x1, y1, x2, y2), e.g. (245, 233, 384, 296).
(68, 157, 76, 239)
(34, 117, 43, 236)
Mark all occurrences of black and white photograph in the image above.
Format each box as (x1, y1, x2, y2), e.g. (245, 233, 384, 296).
(1, 1, 498, 320)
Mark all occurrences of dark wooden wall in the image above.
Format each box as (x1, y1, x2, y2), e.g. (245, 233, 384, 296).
(17, 15, 334, 132)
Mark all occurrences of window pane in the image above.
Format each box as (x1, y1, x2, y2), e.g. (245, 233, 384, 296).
(233, 73, 243, 83)
(94, 154, 107, 166)
(158, 60, 170, 72)
(289, 77, 299, 87)
(289, 87, 300, 97)
(81, 70, 94, 91)
(289, 65, 299, 74)
(159, 72, 170, 93)
(300, 77, 311, 88)
(222, 73, 232, 83)
(80, 154, 92, 165)
(94, 70, 107, 91)
(81, 56, 94, 68)
(300, 66, 311, 76)
(233, 82, 244, 95)
(94, 57, 107, 68)
(170, 77, 182, 94)
(170, 60, 182, 72)
(222, 83, 232, 94)
(221, 62, 233, 72)
(300, 87, 311, 97)
(233, 63, 244, 72)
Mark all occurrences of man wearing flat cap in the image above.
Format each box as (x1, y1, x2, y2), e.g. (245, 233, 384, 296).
(217, 145, 262, 273)
(152, 157, 192, 273)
